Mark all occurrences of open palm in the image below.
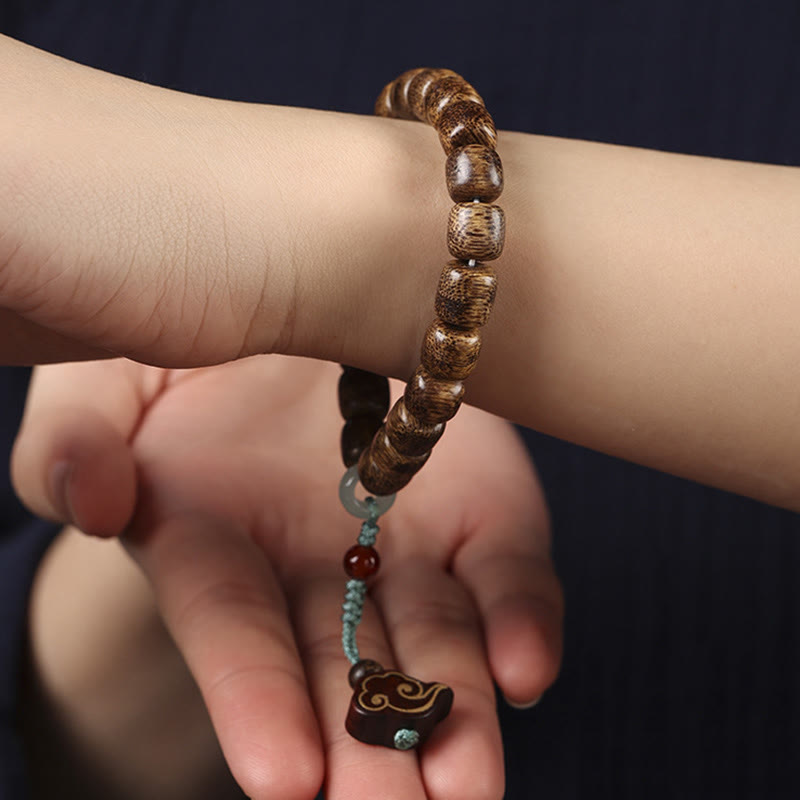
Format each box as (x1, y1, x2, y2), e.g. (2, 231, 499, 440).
(14, 355, 562, 800)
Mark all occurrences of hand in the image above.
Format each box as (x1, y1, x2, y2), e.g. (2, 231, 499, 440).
(13, 355, 562, 800)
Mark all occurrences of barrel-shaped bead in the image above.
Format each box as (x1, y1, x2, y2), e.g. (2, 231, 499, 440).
(407, 68, 458, 121)
(358, 428, 430, 495)
(374, 82, 394, 117)
(341, 414, 384, 467)
(390, 68, 426, 120)
(384, 397, 445, 457)
(446, 144, 503, 203)
(338, 367, 390, 420)
(436, 101, 497, 153)
(447, 203, 505, 261)
(425, 76, 484, 127)
(435, 260, 497, 329)
(421, 319, 482, 380)
(403, 366, 465, 425)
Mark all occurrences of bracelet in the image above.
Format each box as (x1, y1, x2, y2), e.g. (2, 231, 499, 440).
(336, 68, 504, 751)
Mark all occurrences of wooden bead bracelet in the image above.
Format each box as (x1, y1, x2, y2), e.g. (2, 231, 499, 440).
(336, 68, 503, 751)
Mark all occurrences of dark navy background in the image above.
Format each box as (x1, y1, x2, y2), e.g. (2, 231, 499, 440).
(2, 1, 800, 797)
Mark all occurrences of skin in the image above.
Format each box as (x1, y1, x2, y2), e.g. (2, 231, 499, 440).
(17, 357, 561, 800)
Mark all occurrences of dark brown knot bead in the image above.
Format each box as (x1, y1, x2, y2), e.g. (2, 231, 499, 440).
(385, 397, 445, 457)
(446, 144, 504, 203)
(436, 101, 497, 154)
(421, 319, 482, 380)
(407, 68, 458, 121)
(348, 659, 384, 689)
(341, 414, 384, 467)
(435, 260, 498, 329)
(424, 76, 484, 127)
(358, 427, 430, 495)
(344, 545, 380, 580)
(403, 366, 465, 425)
(338, 367, 390, 420)
(447, 202, 505, 262)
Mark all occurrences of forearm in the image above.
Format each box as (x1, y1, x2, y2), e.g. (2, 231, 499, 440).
(4, 34, 800, 506)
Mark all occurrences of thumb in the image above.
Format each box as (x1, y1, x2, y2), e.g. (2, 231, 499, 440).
(11, 360, 152, 537)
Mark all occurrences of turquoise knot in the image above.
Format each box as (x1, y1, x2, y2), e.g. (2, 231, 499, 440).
(394, 728, 420, 750)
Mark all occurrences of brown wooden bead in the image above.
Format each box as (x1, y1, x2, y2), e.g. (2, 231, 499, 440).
(435, 260, 497, 329)
(445, 144, 503, 203)
(348, 659, 384, 689)
(344, 545, 380, 580)
(403, 366, 465, 425)
(341, 414, 384, 467)
(358, 427, 430, 495)
(390, 68, 426, 120)
(424, 76, 484, 127)
(436, 101, 497, 154)
(421, 319, 482, 380)
(447, 202, 505, 262)
(407, 68, 458, 121)
(384, 397, 445, 457)
(374, 82, 394, 117)
(338, 367, 390, 420)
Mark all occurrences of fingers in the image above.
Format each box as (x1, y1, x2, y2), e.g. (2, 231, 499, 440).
(287, 569, 431, 800)
(374, 559, 506, 800)
(11, 359, 154, 536)
(125, 512, 324, 800)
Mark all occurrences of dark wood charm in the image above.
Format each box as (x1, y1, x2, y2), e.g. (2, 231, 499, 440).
(338, 367, 390, 420)
(407, 68, 458, 121)
(435, 259, 498, 329)
(436, 101, 497, 154)
(446, 144, 504, 203)
(384, 397, 445, 457)
(421, 319, 482, 380)
(403, 366, 465, 425)
(424, 76, 484, 127)
(447, 202, 505, 261)
(358, 428, 430, 495)
(346, 666, 454, 749)
(341, 414, 383, 467)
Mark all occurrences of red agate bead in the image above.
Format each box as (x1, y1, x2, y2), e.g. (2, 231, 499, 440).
(344, 545, 380, 580)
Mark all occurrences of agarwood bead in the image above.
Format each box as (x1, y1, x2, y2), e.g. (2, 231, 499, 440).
(403, 366, 465, 425)
(447, 202, 505, 262)
(436, 101, 497, 154)
(384, 397, 445, 457)
(407, 68, 458, 121)
(338, 367, 390, 420)
(445, 144, 503, 203)
(421, 319, 482, 380)
(358, 428, 430, 495)
(341, 414, 383, 467)
(424, 76, 483, 127)
(374, 82, 394, 117)
(390, 68, 425, 120)
(343, 545, 380, 580)
(435, 260, 497, 329)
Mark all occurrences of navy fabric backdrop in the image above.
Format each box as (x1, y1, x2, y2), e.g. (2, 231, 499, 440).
(1, 1, 800, 797)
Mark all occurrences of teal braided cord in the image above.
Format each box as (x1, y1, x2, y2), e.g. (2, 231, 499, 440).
(394, 729, 420, 750)
(342, 498, 381, 664)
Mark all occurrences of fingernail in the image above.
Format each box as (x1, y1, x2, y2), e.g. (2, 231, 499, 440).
(505, 694, 542, 710)
(48, 460, 76, 523)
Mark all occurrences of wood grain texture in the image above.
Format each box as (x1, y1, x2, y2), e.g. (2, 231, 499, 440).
(338, 367, 390, 420)
(435, 259, 498, 329)
(424, 75, 484, 127)
(358, 427, 430, 495)
(403, 365, 465, 425)
(446, 144, 503, 203)
(436, 100, 497, 153)
(407, 68, 458, 121)
(374, 81, 394, 117)
(447, 202, 505, 261)
(384, 397, 445, 457)
(341, 414, 384, 467)
(390, 67, 426, 120)
(421, 318, 482, 380)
